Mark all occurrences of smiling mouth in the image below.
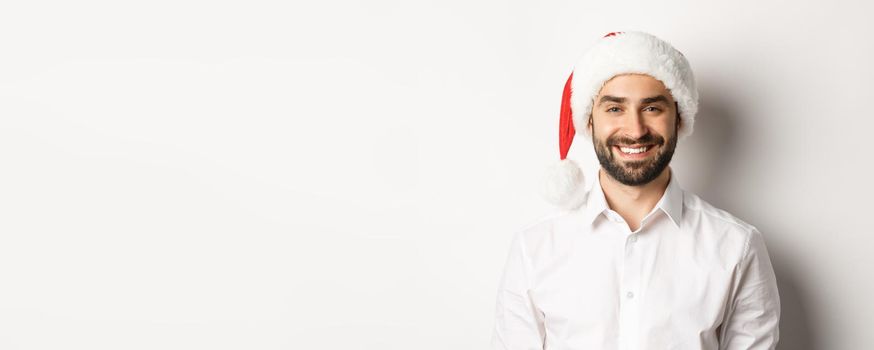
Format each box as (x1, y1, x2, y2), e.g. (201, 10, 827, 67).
(613, 144, 657, 158)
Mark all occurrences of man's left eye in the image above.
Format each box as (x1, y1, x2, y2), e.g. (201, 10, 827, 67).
(644, 106, 661, 112)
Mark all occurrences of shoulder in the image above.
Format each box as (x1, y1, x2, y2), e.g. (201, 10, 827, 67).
(682, 191, 763, 254)
(685, 192, 757, 230)
(508, 209, 584, 255)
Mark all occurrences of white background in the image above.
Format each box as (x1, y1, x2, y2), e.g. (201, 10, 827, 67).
(1, 0, 872, 349)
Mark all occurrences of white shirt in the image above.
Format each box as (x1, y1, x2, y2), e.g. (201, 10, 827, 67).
(491, 168, 780, 349)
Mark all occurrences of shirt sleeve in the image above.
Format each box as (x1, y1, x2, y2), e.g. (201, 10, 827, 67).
(718, 228, 781, 349)
(490, 231, 546, 350)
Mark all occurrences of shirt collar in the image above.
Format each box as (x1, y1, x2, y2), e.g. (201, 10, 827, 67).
(582, 167, 684, 229)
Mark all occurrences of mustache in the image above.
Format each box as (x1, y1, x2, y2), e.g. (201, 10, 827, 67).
(608, 134, 664, 147)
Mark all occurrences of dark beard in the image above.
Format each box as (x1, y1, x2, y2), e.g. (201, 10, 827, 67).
(593, 129, 677, 186)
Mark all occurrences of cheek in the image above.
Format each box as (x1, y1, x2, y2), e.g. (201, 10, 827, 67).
(589, 115, 619, 135)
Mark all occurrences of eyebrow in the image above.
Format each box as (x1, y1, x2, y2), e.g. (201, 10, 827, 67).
(597, 95, 670, 106)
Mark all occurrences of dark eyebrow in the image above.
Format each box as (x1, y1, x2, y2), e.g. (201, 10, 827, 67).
(597, 95, 670, 106)
(641, 95, 670, 105)
(597, 95, 626, 106)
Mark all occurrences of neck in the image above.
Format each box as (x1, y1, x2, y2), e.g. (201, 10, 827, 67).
(599, 166, 671, 230)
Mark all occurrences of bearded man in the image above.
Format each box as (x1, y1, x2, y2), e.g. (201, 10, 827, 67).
(491, 31, 781, 349)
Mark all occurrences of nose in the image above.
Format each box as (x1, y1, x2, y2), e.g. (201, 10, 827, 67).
(622, 110, 649, 140)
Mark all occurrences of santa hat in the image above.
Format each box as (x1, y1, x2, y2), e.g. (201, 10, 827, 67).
(542, 31, 699, 209)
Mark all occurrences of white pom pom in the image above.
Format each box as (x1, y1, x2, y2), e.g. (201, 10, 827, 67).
(542, 159, 588, 209)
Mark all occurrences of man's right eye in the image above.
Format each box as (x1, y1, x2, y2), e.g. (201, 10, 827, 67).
(607, 107, 621, 112)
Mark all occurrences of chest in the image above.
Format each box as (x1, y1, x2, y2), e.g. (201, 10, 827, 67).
(527, 225, 738, 346)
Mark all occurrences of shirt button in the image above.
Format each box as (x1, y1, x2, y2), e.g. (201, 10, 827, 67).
(629, 235, 638, 243)
(626, 291, 634, 299)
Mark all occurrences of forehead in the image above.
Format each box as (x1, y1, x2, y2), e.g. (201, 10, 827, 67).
(596, 73, 674, 102)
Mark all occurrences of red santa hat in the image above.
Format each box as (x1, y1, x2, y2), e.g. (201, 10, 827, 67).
(543, 31, 699, 209)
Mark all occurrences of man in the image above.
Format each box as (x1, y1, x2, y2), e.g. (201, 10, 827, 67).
(491, 31, 781, 349)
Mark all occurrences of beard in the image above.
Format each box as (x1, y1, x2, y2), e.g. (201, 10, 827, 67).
(592, 126, 678, 186)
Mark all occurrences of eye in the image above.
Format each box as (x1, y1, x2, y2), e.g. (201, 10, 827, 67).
(643, 106, 662, 112)
(606, 106, 621, 113)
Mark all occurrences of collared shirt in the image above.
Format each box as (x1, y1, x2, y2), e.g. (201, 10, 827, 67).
(491, 167, 780, 349)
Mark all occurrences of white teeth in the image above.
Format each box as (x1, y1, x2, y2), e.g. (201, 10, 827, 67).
(619, 146, 648, 154)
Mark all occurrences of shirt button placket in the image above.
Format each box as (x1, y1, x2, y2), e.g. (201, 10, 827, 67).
(618, 232, 641, 349)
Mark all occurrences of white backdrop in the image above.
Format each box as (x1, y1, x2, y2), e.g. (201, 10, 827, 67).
(1, 0, 872, 349)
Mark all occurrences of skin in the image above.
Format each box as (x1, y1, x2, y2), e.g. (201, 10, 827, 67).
(587, 73, 682, 231)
